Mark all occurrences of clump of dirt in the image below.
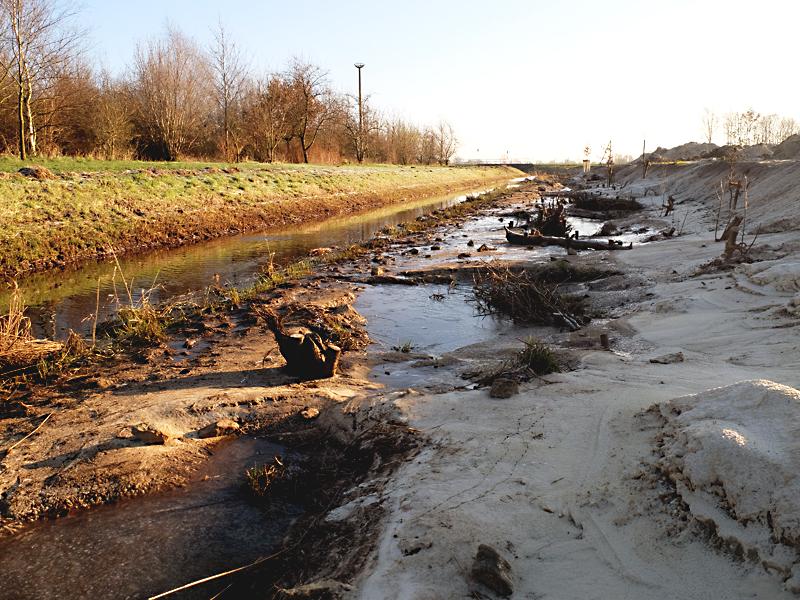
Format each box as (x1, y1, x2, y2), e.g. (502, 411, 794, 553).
(18, 165, 56, 180)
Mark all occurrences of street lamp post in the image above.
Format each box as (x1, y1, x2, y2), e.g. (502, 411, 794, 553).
(354, 63, 364, 163)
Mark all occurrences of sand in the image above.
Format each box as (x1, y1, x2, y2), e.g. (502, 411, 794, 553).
(323, 159, 800, 598)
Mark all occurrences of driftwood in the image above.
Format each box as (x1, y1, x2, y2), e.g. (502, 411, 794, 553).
(259, 308, 341, 379)
(505, 228, 631, 250)
(662, 195, 675, 216)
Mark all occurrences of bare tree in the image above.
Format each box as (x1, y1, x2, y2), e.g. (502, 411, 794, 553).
(342, 91, 379, 163)
(129, 24, 212, 160)
(0, 0, 88, 158)
(243, 73, 294, 163)
(89, 70, 133, 159)
(417, 125, 437, 165)
(433, 119, 459, 165)
(700, 108, 718, 144)
(285, 57, 335, 164)
(385, 115, 419, 165)
(208, 19, 249, 162)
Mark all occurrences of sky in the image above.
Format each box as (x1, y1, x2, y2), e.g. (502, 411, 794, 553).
(83, 0, 800, 163)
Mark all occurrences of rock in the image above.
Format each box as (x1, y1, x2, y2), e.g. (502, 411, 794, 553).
(131, 423, 170, 444)
(116, 428, 134, 439)
(308, 247, 333, 257)
(467, 239, 475, 246)
(490, 379, 519, 398)
(567, 248, 578, 255)
(471, 544, 514, 597)
(301, 407, 320, 419)
(785, 571, 800, 594)
(430, 245, 441, 251)
(409, 248, 420, 255)
(477, 244, 495, 252)
(198, 419, 240, 439)
(650, 352, 684, 364)
(370, 267, 383, 276)
(457, 252, 472, 259)
(274, 580, 354, 599)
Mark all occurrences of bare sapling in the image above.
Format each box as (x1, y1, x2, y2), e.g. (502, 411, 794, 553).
(601, 141, 615, 187)
(720, 173, 758, 260)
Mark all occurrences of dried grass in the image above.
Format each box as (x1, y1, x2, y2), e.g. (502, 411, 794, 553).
(0, 284, 62, 370)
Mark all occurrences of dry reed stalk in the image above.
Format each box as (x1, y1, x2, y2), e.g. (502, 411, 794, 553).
(0, 284, 62, 369)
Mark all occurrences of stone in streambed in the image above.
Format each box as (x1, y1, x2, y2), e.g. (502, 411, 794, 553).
(198, 419, 240, 439)
(490, 378, 519, 399)
(131, 423, 170, 444)
(301, 407, 320, 419)
(650, 352, 684, 364)
(471, 544, 514, 597)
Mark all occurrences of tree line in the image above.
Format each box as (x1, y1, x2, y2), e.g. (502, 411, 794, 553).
(701, 108, 800, 147)
(0, 0, 460, 165)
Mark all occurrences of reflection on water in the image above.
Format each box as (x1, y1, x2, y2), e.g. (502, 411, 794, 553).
(0, 436, 293, 600)
(4, 187, 495, 340)
(355, 284, 513, 355)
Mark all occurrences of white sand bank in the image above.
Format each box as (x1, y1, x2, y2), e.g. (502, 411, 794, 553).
(335, 161, 800, 599)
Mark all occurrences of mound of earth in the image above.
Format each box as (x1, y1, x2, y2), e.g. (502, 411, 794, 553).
(661, 142, 718, 161)
(701, 144, 744, 159)
(657, 380, 800, 587)
(740, 143, 774, 160)
(772, 134, 800, 160)
(636, 142, 718, 164)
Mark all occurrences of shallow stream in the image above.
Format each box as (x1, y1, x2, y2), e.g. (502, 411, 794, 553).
(5, 186, 496, 340)
(0, 436, 292, 600)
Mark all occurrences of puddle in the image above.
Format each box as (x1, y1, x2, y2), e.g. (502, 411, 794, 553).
(0, 436, 295, 600)
(355, 284, 517, 389)
(355, 285, 512, 356)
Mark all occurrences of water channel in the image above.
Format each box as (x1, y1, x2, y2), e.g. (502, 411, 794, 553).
(5, 185, 502, 341)
(0, 436, 294, 600)
(0, 181, 662, 598)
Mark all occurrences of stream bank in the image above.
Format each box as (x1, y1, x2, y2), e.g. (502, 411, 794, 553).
(6, 167, 774, 599)
(0, 164, 518, 280)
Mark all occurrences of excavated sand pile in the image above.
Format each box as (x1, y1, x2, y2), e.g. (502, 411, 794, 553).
(658, 380, 800, 591)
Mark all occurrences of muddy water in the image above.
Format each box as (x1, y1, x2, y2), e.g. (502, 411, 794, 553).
(0, 436, 294, 600)
(6, 187, 496, 341)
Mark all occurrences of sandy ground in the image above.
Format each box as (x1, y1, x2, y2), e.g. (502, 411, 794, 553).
(337, 162, 800, 599)
(3, 161, 800, 598)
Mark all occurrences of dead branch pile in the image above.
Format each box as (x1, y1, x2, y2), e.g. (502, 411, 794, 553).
(534, 203, 571, 237)
(568, 191, 643, 212)
(471, 262, 582, 329)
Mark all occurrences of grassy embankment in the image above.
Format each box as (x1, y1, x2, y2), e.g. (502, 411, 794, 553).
(0, 157, 519, 278)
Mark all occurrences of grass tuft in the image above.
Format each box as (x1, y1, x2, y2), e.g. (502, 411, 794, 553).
(519, 337, 564, 375)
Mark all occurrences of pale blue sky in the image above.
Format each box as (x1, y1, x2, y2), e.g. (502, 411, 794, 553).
(85, 0, 799, 162)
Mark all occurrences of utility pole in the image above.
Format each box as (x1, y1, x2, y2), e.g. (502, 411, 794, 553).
(354, 62, 364, 163)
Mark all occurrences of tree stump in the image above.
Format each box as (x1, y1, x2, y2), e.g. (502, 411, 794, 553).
(260, 309, 341, 379)
(718, 215, 742, 243)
